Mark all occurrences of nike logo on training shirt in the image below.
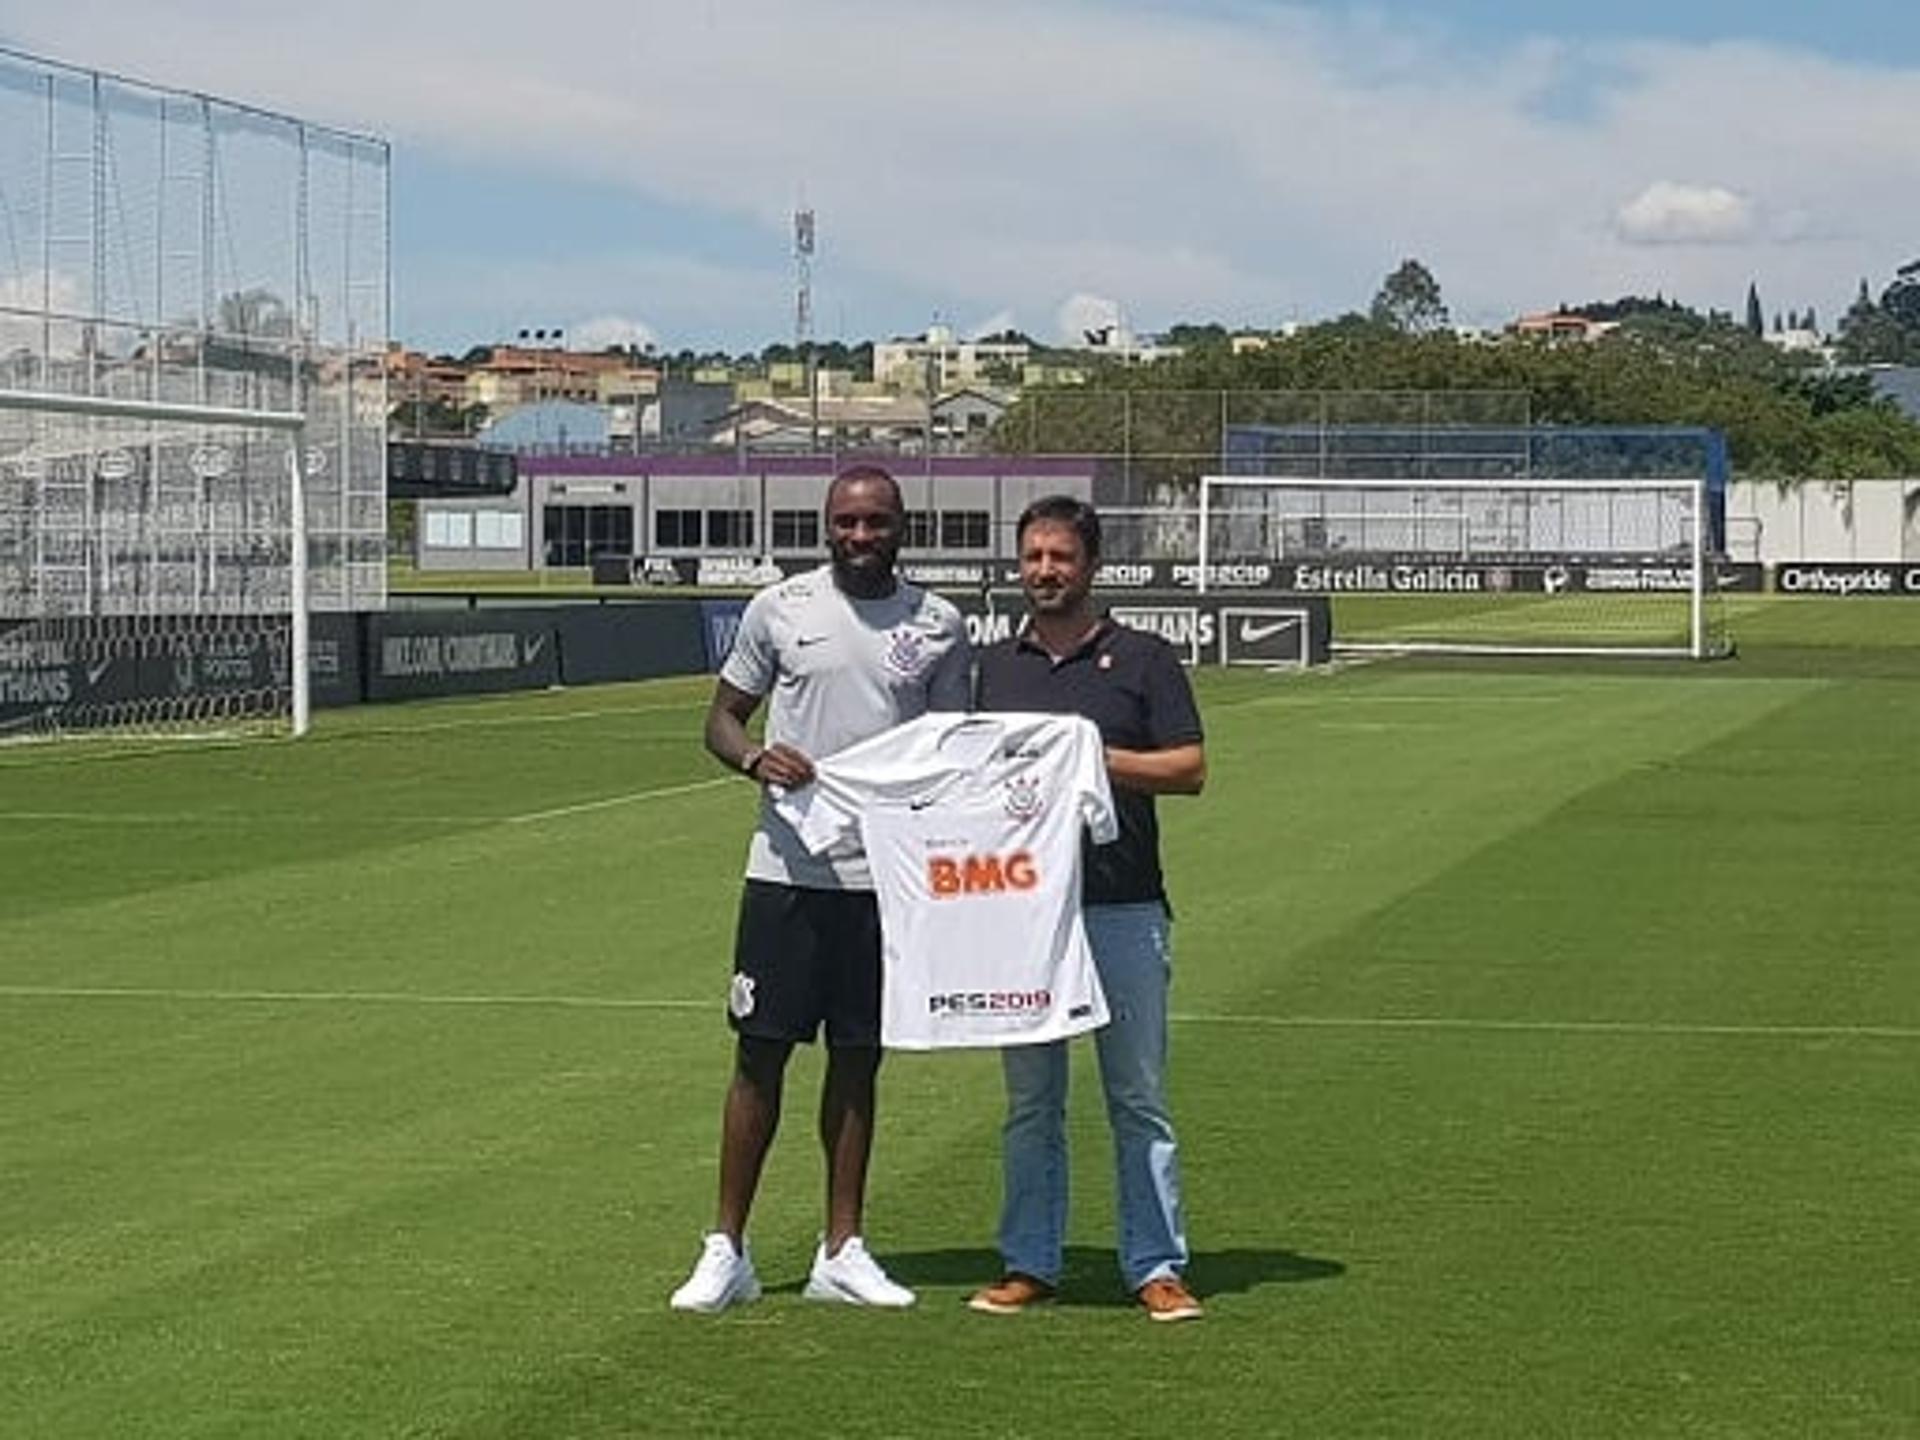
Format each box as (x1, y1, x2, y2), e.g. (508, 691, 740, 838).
(796, 634, 829, 647)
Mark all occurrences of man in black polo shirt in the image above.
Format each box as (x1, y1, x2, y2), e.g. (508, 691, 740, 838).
(968, 494, 1208, 1323)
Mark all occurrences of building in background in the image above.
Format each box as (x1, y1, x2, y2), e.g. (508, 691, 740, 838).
(873, 324, 1030, 392)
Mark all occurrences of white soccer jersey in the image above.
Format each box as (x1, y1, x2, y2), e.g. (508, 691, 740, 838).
(774, 712, 1119, 1050)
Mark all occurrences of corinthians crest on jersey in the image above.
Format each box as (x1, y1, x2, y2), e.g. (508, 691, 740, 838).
(1003, 773, 1044, 821)
(883, 625, 931, 678)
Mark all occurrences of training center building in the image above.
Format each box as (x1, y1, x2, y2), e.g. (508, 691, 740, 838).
(410, 454, 1101, 580)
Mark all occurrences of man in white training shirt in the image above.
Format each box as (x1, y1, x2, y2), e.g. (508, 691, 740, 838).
(669, 465, 971, 1314)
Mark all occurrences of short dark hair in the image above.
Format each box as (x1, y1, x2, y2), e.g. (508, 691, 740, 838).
(826, 463, 905, 515)
(1015, 494, 1100, 563)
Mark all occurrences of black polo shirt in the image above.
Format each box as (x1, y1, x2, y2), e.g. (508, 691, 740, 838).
(975, 617, 1203, 907)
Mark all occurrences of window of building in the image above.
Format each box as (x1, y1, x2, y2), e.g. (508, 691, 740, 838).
(546, 504, 634, 567)
(940, 510, 991, 550)
(424, 510, 473, 548)
(902, 512, 937, 549)
(771, 509, 820, 550)
(654, 508, 702, 548)
(473, 510, 524, 549)
(706, 509, 755, 549)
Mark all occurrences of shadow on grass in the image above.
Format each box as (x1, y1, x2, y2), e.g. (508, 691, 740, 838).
(812, 1243, 1347, 1308)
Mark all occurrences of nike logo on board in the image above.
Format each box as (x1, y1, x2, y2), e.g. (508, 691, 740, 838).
(1238, 618, 1299, 644)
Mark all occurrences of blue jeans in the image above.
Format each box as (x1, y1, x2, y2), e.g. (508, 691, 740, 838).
(997, 902, 1188, 1292)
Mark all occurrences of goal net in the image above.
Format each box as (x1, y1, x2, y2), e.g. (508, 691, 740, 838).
(0, 391, 310, 740)
(1197, 475, 1730, 659)
(0, 48, 389, 742)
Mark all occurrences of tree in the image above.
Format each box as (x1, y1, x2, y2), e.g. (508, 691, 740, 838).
(1163, 322, 1231, 349)
(1368, 259, 1450, 335)
(991, 316, 1920, 479)
(1881, 259, 1920, 332)
(1835, 263, 1920, 364)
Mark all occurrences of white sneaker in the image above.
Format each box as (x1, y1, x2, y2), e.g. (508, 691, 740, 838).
(669, 1233, 761, 1313)
(802, 1236, 917, 1308)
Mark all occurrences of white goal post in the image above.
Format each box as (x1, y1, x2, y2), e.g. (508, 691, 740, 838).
(1197, 474, 1722, 660)
(0, 387, 312, 738)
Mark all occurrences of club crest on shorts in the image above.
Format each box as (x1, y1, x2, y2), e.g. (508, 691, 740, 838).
(1003, 774, 1044, 821)
(728, 972, 757, 1019)
(883, 626, 928, 676)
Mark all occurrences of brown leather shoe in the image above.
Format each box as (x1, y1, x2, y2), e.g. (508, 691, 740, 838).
(968, 1272, 1056, 1315)
(1136, 1276, 1203, 1322)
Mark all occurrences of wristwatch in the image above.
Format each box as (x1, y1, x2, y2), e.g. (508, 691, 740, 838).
(739, 745, 766, 779)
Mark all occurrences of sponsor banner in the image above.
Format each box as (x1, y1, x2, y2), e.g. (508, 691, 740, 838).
(308, 612, 363, 709)
(0, 615, 300, 735)
(1108, 604, 1215, 666)
(1219, 606, 1312, 667)
(555, 604, 709, 685)
(1264, 556, 1760, 596)
(1772, 562, 1920, 597)
(946, 590, 1330, 667)
(694, 554, 787, 588)
(1169, 562, 1278, 590)
(637, 556, 689, 587)
(700, 599, 750, 671)
(900, 560, 995, 588)
(364, 610, 560, 701)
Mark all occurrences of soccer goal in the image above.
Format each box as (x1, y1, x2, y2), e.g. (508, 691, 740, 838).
(0, 48, 389, 743)
(1197, 474, 1729, 659)
(0, 388, 314, 740)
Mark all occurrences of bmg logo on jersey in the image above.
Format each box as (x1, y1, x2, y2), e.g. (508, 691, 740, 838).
(927, 850, 1039, 896)
(928, 989, 1052, 1016)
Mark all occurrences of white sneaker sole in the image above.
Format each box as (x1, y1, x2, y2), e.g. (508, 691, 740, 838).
(802, 1275, 916, 1308)
(669, 1277, 762, 1313)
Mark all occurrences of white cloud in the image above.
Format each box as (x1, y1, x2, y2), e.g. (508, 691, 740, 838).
(9, 6, 1920, 341)
(566, 315, 657, 353)
(1056, 293, 1122, 345)
(1614, 182, 1757, 245)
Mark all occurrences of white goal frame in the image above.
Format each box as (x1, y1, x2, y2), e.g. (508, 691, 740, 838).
(1197, 474, 1712, 660)
(0, 387, 312, 735)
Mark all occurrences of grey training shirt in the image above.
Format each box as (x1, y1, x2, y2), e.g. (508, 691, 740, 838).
(720, 563, 971, 889)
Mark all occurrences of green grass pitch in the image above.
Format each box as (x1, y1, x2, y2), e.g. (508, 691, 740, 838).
(3, 597, 1918, 1437)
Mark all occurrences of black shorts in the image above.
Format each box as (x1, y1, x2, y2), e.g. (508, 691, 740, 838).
(729, 880, 882, 1047)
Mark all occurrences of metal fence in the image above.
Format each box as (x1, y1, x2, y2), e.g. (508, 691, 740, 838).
(0, 47, 389, 618)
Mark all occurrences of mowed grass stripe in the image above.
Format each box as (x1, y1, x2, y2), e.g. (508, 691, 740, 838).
(1256, 674, 1920, 1031)
(1167, 670, 1822, 1004)
(0, 700, 725, 925)
(9, 984, 1920, 1044)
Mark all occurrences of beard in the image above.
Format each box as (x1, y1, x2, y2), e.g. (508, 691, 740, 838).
(830, 538, 899, 597)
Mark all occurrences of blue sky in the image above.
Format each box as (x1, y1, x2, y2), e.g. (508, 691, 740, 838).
(7, 2, 1920, 353)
